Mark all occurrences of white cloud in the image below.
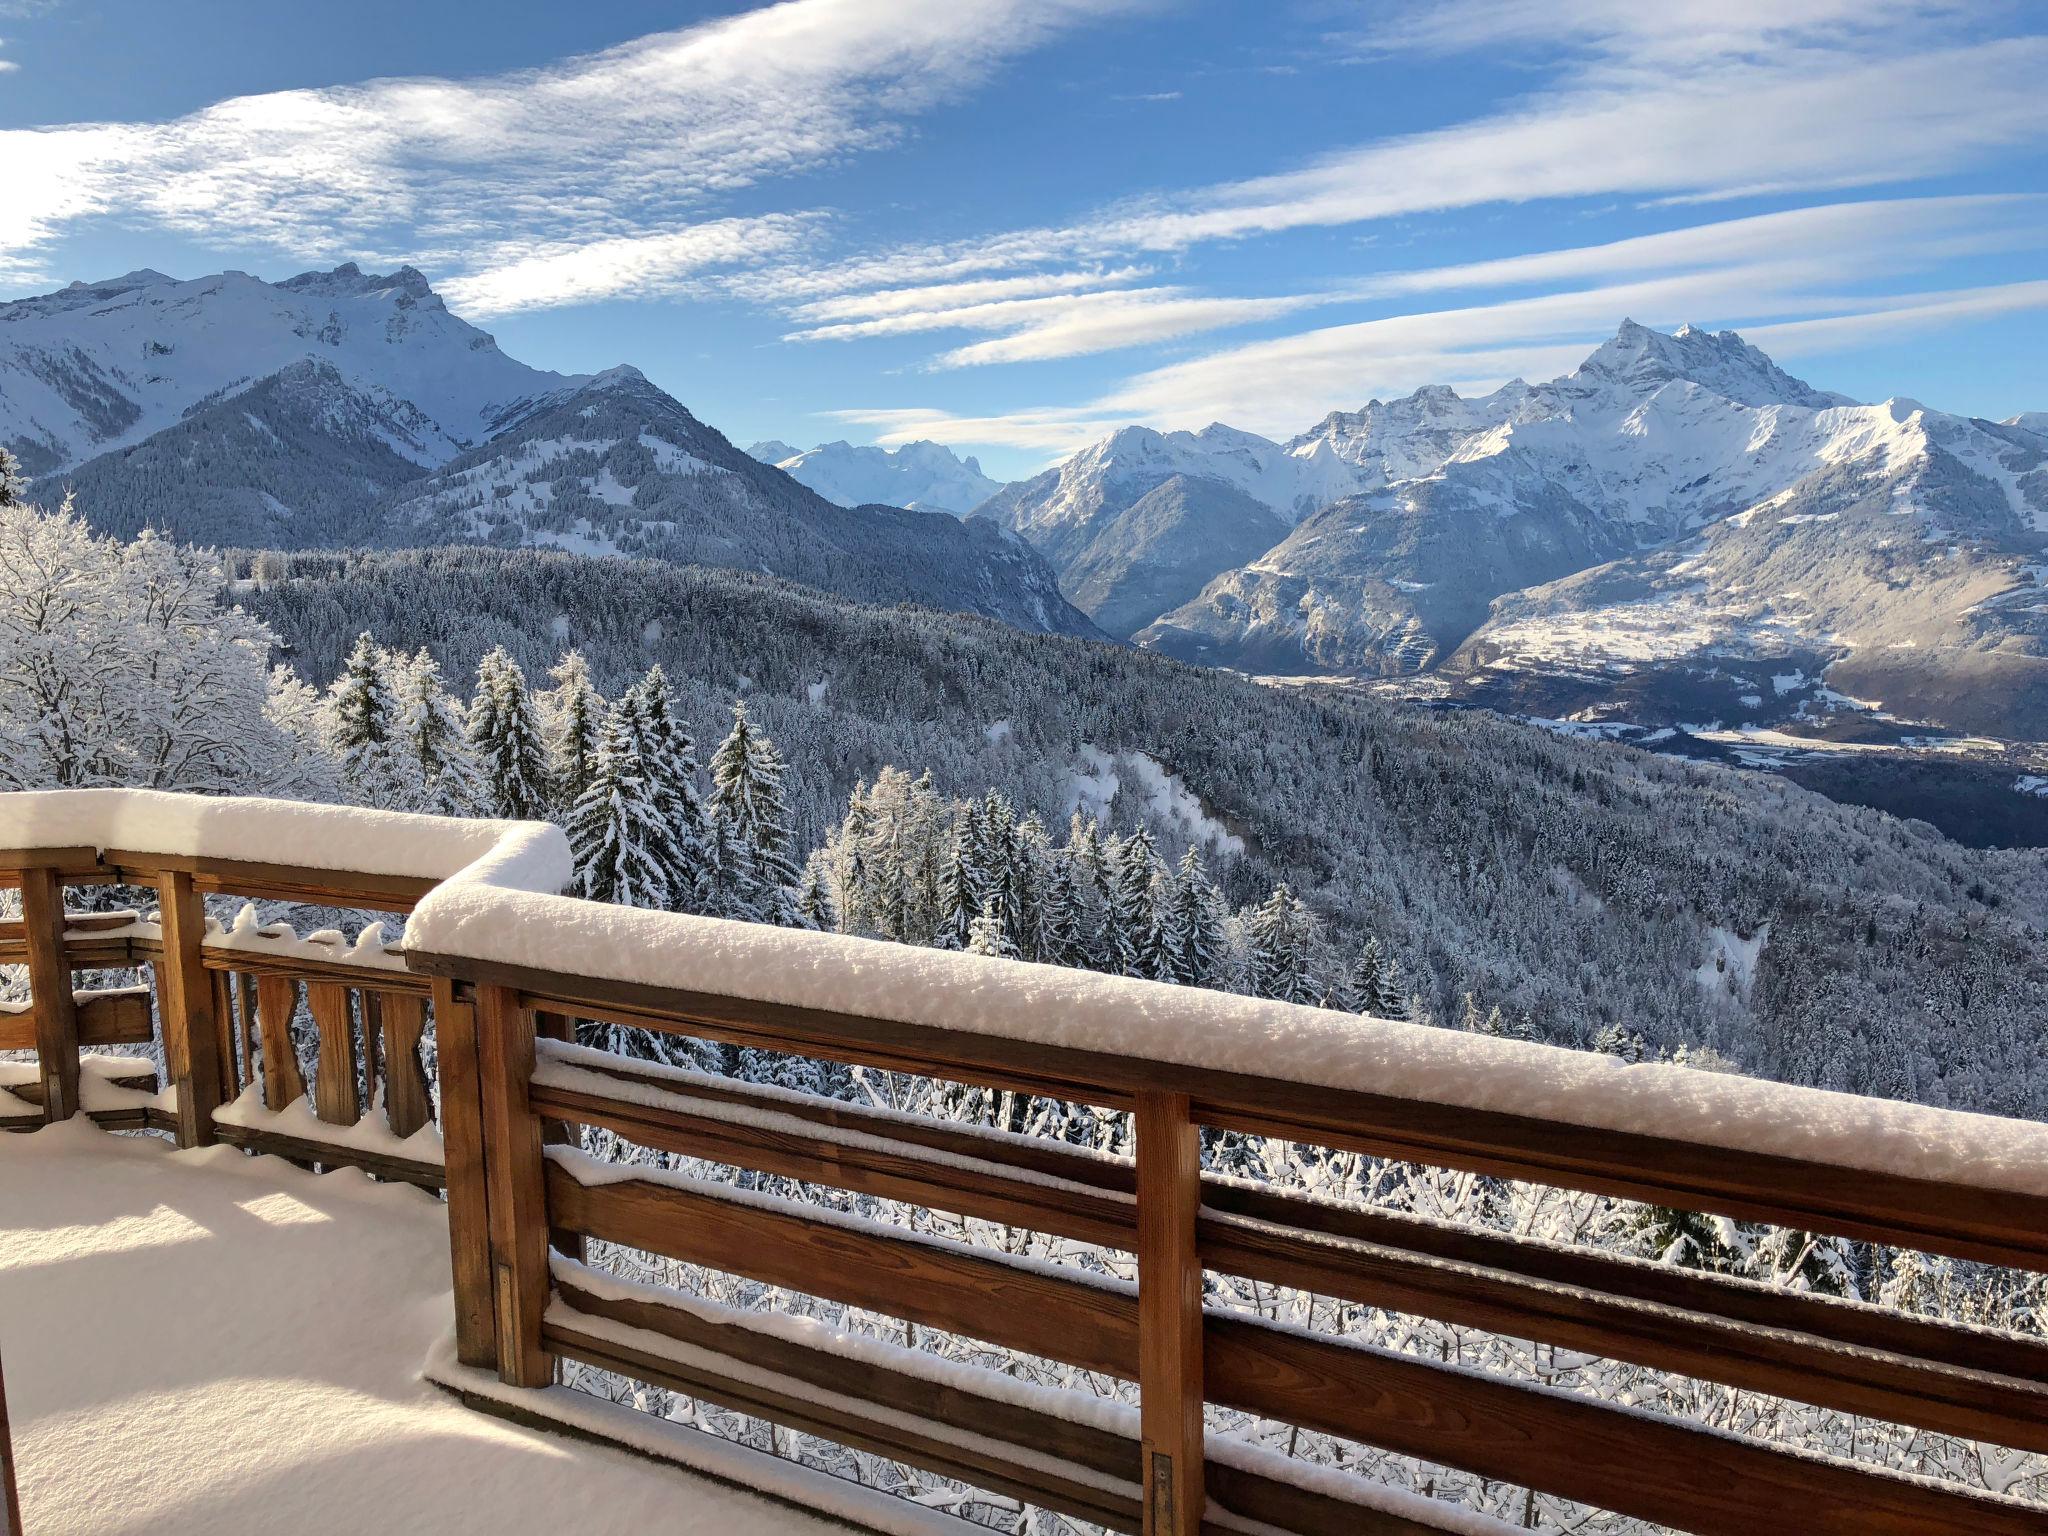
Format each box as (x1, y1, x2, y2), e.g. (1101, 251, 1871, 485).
(443, 216, 818, 317)
(0, 0, 1142, 295)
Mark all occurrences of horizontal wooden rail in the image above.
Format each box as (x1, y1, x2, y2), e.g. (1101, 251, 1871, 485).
(544, 1154, 2036, 1535)
(533, 1039, 2048, 1454)
(412, 952, 2048, 1273)
(547, 1266, 1449, 1536)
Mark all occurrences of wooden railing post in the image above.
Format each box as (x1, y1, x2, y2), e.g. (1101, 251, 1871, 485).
(1135, 1089, 1204, 1536)
(432, 978, 497, 1370)
(19, 868, 79, 1124)
(476, 981, 552, 1388)
(155, 871, 221, 1147)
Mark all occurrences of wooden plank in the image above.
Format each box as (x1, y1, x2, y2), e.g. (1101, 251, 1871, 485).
(476, 983, 551, 1388)
(546, 1159, 1139, 1379)
(531, 1014, 585, 1263)
(1201, 1313, 2044, 1536)
(1136, 1092, 1203, 1536)
(197, 945, 431, 995)
(210, 968, 238, 1105)
(77, 990, 152, 1046)
(234, 973, 258, 1091)
(18, 868, 79, 1123)
(434, 979, 497, 1371)
(254, 975, 306, 1111)
(547, 1319, 1141, 1532)
(306, 983, 361, 1126)
(1199, 1202, 2048, 1455)
(403, 949, 2048, 1273)
(529, 1079, 1135, 1249)
(102, 849, 436, 911)
(208, 1121, 446, 1190)
(379, 993, 433, 1139)
(154, 871, 221, 1148)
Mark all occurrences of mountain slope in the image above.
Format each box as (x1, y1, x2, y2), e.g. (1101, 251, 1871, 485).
(752, 438, 1001, 516)
(380, 367, 1103, 638)
(0, 265, 569, 477)
(1050, 323, 2047, 737)
(6, 263, 1101, 640)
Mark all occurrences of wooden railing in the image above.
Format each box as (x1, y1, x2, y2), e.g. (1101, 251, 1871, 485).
(4, 791, 2048, 1536)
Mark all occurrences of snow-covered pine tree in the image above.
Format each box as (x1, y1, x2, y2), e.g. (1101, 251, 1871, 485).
(322, 632, 416, 807)
(1164, 845, 1225, 987)
(395, 648, 482, 815)
(965, 896, 1017, 959)
(542, 650, 605, 813)
(1343, 936, 1386, 1014)
(795, 851, 834, 930)
(1371, 951, 1411, 1020)
(1245, 883, 1319, 1004)
(708, 699, 801, 922)
(1040, 850, 1088, 970)
(567, 702, 676, 909)
(0, 446, 25, 507)
(467, 646, 550, 820)
(1108, 827, 1166, 980)
(625, 665, 709, 909)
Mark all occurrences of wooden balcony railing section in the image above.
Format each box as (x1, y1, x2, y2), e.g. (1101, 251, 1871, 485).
(4, 790, 2048, 1536)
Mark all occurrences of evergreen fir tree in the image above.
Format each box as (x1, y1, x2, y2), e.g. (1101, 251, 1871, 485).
(395, 648, 481, 815)
(1041, 851, 1088, 970)
(625, 665, 708, 908)
(323, 631, 411, 805)
(0, 446, 25, 507)
(1245, 884, 1318, 1003)
(966, 896, 1016, 958)
(795, 852, 834, 930)
(543, 650, 605, 813)
(708, 699, 800, 920)
(1371, 952, 1411, 1020)
(467, 646, 550, 820)
(567, 704, 676, 909)
(1165, 845, 1225, 987)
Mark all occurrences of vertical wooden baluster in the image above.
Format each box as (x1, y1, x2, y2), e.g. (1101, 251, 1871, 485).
(155, 872, 221, 1148)
(307, 983, 361, 1125)
(209, 969, 238, 1105)
(379, 992, 432, 1139)
(1136, 1089, 1205, 1536)
(362, 991, 384, 1122)
(0, 1347, 23, 1536)
(477, 982, 551, 1388)
(434, 978, 497, 1370)
(254, 975, 306, 1110)
(19, 868, 79, 1124)
(532, 1011, 586, 1263)
(234, 974, 258, 1091)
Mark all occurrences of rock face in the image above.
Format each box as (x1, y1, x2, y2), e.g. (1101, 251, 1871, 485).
(993, 322, 2048, 736)
(5, 265, 1103, 640)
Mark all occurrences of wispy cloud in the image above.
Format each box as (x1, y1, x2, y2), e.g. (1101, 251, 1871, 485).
(0, 0, 1144, 302)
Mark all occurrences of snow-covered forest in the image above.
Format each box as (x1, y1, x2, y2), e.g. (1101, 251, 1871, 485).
(6, 474, 2047, 1526)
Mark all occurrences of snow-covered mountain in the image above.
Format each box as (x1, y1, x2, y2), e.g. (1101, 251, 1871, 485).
(749, 438, 1002, 516)
(2, 264, 1101, 641)
(382, 366, 1102, 639)
(992, 322, 2048, 737)
(0, 265, 570, 477)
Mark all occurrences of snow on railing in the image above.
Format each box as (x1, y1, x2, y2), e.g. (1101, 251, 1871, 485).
(6, 789, 2048, 1536)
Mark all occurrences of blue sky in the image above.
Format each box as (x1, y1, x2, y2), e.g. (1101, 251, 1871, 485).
(3, 0, 2045, 478)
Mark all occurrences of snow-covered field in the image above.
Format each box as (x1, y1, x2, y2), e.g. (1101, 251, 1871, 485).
(0, 1122, 930, 1536)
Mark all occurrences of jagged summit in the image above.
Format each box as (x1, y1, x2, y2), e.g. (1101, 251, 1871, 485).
(1567, 318, 1854, 410)
(758, 436, 1001, 516)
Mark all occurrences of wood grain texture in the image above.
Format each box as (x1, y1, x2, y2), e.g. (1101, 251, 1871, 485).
(153, 871, 220, 1148)
(546, 1160, 1140, 1379)
(306, 983, 361, 1126)
(17, 869, 79, 1124)
(379, 992, 433, 1139)
(433, 979, 497, 1371)
(253, 975, 306, 1110)
(1202, 1313, 2043, 1536)
(1136, 1091, 1204, 1536)
(477, 983, 551, 1388)
(404, 948, 2048, 1271)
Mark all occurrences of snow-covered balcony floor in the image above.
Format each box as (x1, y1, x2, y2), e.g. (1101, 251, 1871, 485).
(0, 1122, 897, 1536)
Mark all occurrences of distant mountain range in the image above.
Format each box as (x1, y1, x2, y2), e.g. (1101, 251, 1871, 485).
(748, 438, 1001, 517)
(983, 322, 2048, 742)
(1, 266, 1100, 640)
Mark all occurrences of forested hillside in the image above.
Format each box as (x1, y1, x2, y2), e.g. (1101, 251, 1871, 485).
(234, 544, 2048, 1121)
